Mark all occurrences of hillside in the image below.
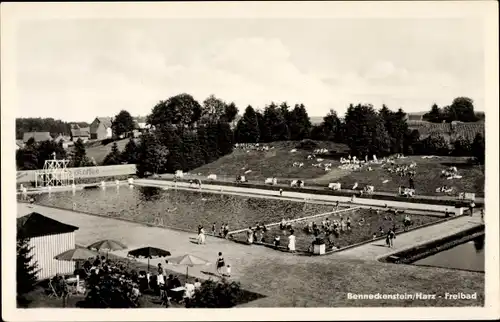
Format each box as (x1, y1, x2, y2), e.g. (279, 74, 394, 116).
(82, 138, 139, 164)
(191, 141, 484, 197)
(191, 140, 350, 181)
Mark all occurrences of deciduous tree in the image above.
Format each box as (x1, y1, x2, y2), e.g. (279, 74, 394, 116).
(111, 110, 135, 138)
(147, 93, 202, 130)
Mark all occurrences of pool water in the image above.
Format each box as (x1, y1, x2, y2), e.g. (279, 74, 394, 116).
(413, 235, 485, 272)
(24, 185, 334, 233)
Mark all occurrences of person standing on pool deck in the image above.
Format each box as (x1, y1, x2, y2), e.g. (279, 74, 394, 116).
(279, 189, 283, 196)
(469, 201, 476, 216)
(216, 252, 225, 275)
(288, 230, 296, 253)
(388, 229, 396, 248)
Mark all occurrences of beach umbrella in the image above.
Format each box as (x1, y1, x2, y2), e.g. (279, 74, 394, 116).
(165, 254, 211, 279)
(87, 239, 127, 259)
(127, 246, 171, 271)
(55, 247, 98, 261)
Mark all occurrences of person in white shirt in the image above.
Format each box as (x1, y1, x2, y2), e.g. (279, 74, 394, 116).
(194, 278, 202, 289)
(288, 230, 296, 253)
(226, 264, 231, 277)
(184, 282, 195, 299)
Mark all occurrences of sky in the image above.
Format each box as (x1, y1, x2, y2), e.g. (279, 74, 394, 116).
(16, 18, 485, 122)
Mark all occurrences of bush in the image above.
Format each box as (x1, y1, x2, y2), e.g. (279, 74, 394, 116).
(80, 273, 140, 308)
(188, 278, 243, 308)
(295, 139, 318, 151)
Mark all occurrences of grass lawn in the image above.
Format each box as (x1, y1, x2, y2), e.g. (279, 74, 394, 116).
(230, 208, 440, 251)
(79, 138, 138, 165)
(192, 140, 349, 181)
(31, 186, 335, 233)
(236, 258, 484, 307)
(313, 156, 484, 198)
(192, 142, 484, 198)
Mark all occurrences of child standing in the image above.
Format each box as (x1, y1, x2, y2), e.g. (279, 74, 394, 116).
(216, 252, 225, 275)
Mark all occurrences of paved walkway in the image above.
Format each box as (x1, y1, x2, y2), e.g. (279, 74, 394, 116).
(136, 178, 456, 214)
(156, 173, 485, 204)
(17, 201, 484, 306)
(335, 213, 483, 260)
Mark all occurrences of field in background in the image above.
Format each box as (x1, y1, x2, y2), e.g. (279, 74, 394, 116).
(192, 140, 350, 181)
(83, 138, 138, 164)
(191, 141, 484, 197)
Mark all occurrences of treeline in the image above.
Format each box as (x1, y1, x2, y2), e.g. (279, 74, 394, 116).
(423, 97, 482, 123)
(16, 94, 485, 173)
(15, 118, 89, 139)
(102, 94, 238, 176)
(16, 138, 96, 170)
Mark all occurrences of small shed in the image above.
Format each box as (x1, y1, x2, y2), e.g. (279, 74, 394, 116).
(17, 212, 79, 280)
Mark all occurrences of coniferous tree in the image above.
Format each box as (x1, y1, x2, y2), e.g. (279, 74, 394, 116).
(16, 146, 39, 170)
(102, 142, 122, 165)
(136, 132, 169, 176)
(344, 104, 391, 157)
(216, 121, 234, 156)
(319, 109, 342, 142)
(70, 138, 92, 167)
(234, 105, 260, 143)
(471, 132, 485, 164)
(255, 110, 266, 143)
(263, 102, 289, 142)
(452, 136, 473, 156)
(223, 102, 239, 123)
(181, 131, 204, 170)
(17, 238, 39, 299)
(121, 138, 139, 164)
(288, 104, 312, 141)
(423, 103, 443, 123)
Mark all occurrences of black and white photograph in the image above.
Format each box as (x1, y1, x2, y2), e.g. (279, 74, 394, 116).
(2, 1, 499, 321)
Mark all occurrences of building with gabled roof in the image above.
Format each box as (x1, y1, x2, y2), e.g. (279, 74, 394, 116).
(17, 212, 79, 280)
(90, 117, 113, 140)
(71, 127, 90, 142)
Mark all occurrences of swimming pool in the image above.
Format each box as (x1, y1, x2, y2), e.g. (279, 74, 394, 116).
(24, 185, 335, 233)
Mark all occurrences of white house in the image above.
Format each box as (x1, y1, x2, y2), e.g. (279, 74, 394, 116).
(17, 212, 79, 280)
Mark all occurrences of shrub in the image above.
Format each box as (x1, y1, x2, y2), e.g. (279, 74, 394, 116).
(80, 273, 140, 308)
(295, 139, 318, 151)
(188, 278, 243, 308)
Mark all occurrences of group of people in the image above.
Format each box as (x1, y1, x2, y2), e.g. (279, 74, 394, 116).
(245, 222, 269, 244)
(211, 222, 230, 238)
(196, 223, 231, 244)
(234, 143, 271, 152)
(303, 216, 352, 239)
